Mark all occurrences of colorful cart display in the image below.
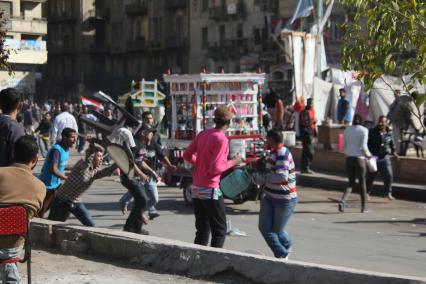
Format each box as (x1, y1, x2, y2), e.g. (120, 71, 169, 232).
(163, 72, 266, 204)
(118, 79, 166, 122)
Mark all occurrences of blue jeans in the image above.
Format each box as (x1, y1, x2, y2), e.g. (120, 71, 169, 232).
(0, 248, 20, 284)
(258, 197, 298, 258)
(120, 177, 158, 214)
(48, 198, 95, 227)
(367, 156, 393, 195)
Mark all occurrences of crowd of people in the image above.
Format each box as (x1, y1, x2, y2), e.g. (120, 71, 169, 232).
(0, 84, 423, 282)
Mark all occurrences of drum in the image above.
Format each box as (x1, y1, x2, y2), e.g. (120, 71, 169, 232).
(220, 168, 251, 199)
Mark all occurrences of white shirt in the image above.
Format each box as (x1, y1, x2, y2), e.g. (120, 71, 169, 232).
(50, 111, 78, 143)
(343, 125, 371, 158)
(107, 127, 136, 148)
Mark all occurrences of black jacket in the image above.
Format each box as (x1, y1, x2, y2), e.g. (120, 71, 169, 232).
(0, 115, 25, 167)
(367, 127, 395, 159)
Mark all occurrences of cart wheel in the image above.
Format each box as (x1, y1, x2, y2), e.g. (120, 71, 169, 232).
(183, 184, 193, 206)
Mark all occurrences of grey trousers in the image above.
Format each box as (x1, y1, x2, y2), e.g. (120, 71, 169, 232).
(0, 248, 20, 284)
(341, 157, 367, 210)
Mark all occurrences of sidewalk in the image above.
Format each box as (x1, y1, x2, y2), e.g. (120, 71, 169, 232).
(297, 169, 426, 202)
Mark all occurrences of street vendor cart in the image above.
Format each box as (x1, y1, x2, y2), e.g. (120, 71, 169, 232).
(163, 72, 266, 205)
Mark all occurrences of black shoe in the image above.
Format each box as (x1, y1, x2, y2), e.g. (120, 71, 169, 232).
(338, 202, 345, 213)
(149, 212, 160, 220)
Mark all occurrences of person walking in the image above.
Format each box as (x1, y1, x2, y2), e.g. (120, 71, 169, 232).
(259, 130, 298, 259)
(34, 112, 52, 158)
(337, 88, 353, 126)
(50, 102, 78, 144)
(38, 128, 77, 217)
(0, 136, 46, 283)
(339, 114, 372, 213)
(48, 146, 117, 226)
(299, 98, 317, 174)
(183, 106, 242, 248)
(367, 116, 398, 200)
(0, 88, 25, 167)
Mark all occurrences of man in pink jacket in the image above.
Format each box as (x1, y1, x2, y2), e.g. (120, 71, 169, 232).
(183, 106, 241, 248)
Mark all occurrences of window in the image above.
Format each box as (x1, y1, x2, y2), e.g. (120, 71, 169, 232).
(202, 0, 208, 11)
(219, 25, 225, 46)
(237, 23, 243, 38)
(254, 28, 261, 45)
(0, 2, 12, 18)
(201, 27, 208, 49)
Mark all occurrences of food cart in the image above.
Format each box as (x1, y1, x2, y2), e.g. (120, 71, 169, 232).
(163, 72, 266, 204)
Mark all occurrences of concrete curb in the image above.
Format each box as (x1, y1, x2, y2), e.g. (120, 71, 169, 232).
(31, 219, 426, 284)
(297, 173, 426, 202)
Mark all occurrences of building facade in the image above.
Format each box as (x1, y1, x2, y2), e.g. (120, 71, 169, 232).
(1, 0, 47, 99)
(45, 0, 347, 101)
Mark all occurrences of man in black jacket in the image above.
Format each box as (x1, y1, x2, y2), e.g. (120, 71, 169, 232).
(0, 88, 25, 167)
(367, 116, 399, 200)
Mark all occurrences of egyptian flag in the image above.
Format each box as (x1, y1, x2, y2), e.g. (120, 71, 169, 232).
(81, 96, 104, 110)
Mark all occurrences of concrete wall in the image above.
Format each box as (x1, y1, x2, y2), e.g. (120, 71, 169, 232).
(290, 147, 426, 182)
(30, 219, 426, 284)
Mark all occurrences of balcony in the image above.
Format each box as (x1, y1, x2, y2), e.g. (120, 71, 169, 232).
(87, 8, 110, 22)
(5, 39, 47, 64)
(165, 0, 186, 9)
(209, 3, 246, 21)
(207, 38, 250, 59)
(125, 1, 149, 15)
(49, 10, 79, 23)
(147, 40, 162, 50)
(7, 17, 47, 35)
(126, 36, 147, 52)
(165, 36, 187, 49)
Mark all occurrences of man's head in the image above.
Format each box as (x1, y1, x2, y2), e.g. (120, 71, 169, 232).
(306, 98, 313, 109)
(266, 130, 283, 149)
(13, 135, 39, 169)
(0, 88, 22, 114)
(136, 122, 155, 142)
(142, 111, 154, 125)
(60, 102, 70, 113)
(86, 146, 104, 168)
(44, 112, 52, 121)
(61, 128, 77, 148)
(339, 88, 346, 98)
(394, 89, 401, 99)
(378, 115, 388, 130)
(214, 106, 233, 128)
(353, 114, 363, 125)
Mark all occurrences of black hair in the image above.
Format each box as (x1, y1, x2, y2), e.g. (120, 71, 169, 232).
(378, 115, 387, 121)
(142, 111, 153, 120)
(61, 127, 77, 138)
(213, 118, 231, 128)
(60, 102, 69, 112)
(266, 130, 283, 144)
(0, 88, 22, 114)
(353, 114, 363, 125)
(13, 135, 38, 164)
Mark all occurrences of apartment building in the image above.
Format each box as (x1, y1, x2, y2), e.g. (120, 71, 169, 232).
(0, 0, 47, 98)
(46, 0, 189, 99)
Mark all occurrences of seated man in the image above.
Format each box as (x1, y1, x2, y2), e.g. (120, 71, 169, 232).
(0, 136, 46, 283)
(48, 146, 117, 226)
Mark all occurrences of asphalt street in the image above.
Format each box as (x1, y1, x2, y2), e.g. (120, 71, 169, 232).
(34, 153, 426, 278)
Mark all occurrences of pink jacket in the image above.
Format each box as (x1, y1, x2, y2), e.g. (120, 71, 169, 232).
(183, 128, 234, 188)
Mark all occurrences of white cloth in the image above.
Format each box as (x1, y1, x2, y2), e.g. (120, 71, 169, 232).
(107, 127, 136, 148)
(343, 125, 371, 158)
(313, 78, 333, 122)
(50, 112, 78, 143)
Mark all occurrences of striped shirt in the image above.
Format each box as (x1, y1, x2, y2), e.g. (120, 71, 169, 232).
(264, 144, 297, 202)
(55, 157, 117, 203)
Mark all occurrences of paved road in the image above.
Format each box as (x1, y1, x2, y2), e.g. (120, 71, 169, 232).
(35, 153, 426, 278)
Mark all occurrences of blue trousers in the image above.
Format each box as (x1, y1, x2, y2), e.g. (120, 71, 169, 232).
(258, 197, 298, 258)
(48, 197, 95, 227)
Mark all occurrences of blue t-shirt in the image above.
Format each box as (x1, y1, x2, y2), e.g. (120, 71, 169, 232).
(337, 97, 353, 123)
(39, 143, 69, 190)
